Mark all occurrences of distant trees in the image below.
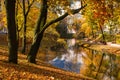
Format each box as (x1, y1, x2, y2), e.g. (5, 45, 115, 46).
(5, 0, 18, 64)
(83, 0, 120, 43)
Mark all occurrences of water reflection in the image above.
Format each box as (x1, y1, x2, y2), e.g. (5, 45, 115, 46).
(40, 28, 120, 79)
(44, 48, 120, 80)
(49, 35, 85, 73)
(49, 52, 84, 73)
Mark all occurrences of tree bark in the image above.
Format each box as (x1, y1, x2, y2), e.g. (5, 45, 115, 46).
(21, 0, 27, 54)
(27, 32, 44, 63)
(5, 0, 18, 64)
(27, 0, 47, 63)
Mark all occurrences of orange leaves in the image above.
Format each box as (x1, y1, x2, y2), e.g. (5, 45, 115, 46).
(93, 4, 106, 17)
(80, 22, 92, 36)
(0, 46, 83, 80)
(93, 11, 99, 19)
(84, 0, 114, 25)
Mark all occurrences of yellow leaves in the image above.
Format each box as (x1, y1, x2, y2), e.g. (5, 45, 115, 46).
(85, 26, 91, 36)
(48, 0, 69, 9)
(17, 14, 23, 27)
(0, 12, 6, 28)
(26, 30, 34, 38)
(118, 15, 120, 23)
(80, 65, 91, 75)
(83, 57, 92, 65)
(2, 17, 6, 23)
(55, 1, 59, 4)
(118, 71, 120, 80)
(0, 48, 87, 80)
(81, 23, 88, 30)
(116, 34, 120, 44)
(57, 39, 66, 45)
(80, 22, 91, 36)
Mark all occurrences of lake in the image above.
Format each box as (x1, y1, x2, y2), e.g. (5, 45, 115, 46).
(38, 38, 120, 80)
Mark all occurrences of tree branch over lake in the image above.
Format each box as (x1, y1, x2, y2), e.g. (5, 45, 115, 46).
(41, 4, 87, 33)
(27, 1, 87, 63)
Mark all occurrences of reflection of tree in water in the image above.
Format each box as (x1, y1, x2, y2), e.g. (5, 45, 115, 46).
(102, 54, 118, 80)
(81, 48, 120, 80)
(49, 42, 120, 79)
(49, 16, 120, 79)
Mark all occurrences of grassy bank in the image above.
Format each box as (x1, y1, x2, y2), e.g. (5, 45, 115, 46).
(0, 46, 94, 80)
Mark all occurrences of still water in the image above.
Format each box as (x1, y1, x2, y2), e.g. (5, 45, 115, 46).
(39, 38, 120, 80)
(41, 47, 120, 80)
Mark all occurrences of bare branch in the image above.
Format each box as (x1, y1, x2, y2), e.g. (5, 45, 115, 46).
(17, 0, 22, 9)
(25, 0, 35, 16)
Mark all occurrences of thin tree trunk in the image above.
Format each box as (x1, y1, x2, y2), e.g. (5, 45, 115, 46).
(21, 0, 27, 54)
(91, 26, 95, 38)
(16, 0, 20, 47)
(21, 0, 35, 53)
(99, 23, 106, 44)
(5, 0, 18, 64)
(95, 53, 105, 79)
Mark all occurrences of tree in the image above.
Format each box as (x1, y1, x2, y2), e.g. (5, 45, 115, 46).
(83, 0, 117, 43)
(21, 0, 35, 54)
(27, 0, 48, 63)
(5, 0, 18, 64)
(27, 0, 87, 63)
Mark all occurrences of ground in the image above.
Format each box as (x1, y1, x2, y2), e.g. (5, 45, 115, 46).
(0, 46, 94, 80)
(89, 44, 120, 56)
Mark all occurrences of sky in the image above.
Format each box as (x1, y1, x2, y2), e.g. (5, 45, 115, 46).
(57, 0, 81, 16)
(70, 0, 81, 9)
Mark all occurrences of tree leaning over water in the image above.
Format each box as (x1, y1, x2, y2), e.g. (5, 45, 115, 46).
(27, 0, 87, 63)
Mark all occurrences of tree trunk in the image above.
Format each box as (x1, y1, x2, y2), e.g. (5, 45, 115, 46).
(27, 0, 47, 63)
(99, 23, 106, 44)
(21, 0, 27, 54)
(5, 0, 18, 64)
(91, 26, 95, 38)
(21, 0, 35, 53)
(27, 32, 44, 63)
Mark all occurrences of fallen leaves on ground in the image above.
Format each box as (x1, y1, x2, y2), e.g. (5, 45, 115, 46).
(0, 46, 94, 80)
